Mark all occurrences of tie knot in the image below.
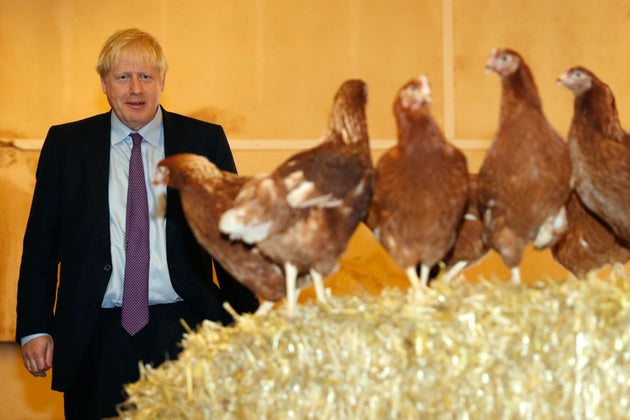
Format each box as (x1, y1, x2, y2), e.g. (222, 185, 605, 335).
(130, 132, 143, 146)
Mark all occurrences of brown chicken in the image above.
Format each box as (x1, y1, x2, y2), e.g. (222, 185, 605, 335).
(440, 173, 489, 284)
(557, 66, 630, 244)
(366, 75, 469, 294)
(479, 48, 571, 284)
(153, 154, 312, 314)
(551, 191, 630, 279)
(219, 79, 374, 314)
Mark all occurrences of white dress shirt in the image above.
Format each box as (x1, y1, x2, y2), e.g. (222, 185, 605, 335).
(102, 107, 182, 308)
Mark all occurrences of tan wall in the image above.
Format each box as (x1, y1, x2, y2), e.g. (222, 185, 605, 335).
(3, 0, 630, 339)
(3, 0, 630, 333)
(1, 2, 629, 416)
(4, 0, 630, 142)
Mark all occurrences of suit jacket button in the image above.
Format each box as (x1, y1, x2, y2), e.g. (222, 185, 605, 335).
(104, 264, 112, 271)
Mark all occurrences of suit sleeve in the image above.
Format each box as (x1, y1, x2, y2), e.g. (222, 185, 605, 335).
(210, 125, 238, 174)
(15, 127, 62, 342)
(213, 260, 260, 314)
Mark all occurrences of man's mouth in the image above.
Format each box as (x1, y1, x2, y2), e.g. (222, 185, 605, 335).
(127, 101, 146, 109)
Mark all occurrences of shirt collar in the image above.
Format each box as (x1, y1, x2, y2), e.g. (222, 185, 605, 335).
(110, 106, 163, 147)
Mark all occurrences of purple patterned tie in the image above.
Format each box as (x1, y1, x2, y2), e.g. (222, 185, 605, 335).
(121, 132, 150, 336)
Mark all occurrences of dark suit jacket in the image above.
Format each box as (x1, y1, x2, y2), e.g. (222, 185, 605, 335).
(16, 107, 259, 391)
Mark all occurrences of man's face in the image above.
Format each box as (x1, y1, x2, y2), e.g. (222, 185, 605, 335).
(100, 50, 165, 131)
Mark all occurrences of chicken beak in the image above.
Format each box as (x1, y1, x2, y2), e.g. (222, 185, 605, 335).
(418, 75, 432, 103)
(484, 49, 498, 74)
(556, 72, 569, 87)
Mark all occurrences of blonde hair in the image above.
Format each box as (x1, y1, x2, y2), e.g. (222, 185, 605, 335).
(96, 28, 168, 78)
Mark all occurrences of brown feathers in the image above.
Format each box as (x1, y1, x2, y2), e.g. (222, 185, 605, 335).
(558, 66, 630, 244)
(367, 75, 469, 291)
(154, 153, 310, 303)
(441, 173, 489, 283)
(219, 79, 374, 312)
(551, 191, 630, 279)
(479, 48, 572, 283)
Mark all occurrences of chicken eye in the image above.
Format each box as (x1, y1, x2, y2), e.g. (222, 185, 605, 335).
(573, 70, 583, 79)
(500, 54, 510, 62)
(408, 85, 419, 93)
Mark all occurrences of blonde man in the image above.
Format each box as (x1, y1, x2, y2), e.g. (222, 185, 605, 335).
(16, 28, 258, 419)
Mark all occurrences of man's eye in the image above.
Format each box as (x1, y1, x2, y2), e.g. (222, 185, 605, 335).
(119, 74, 129, 81)
(141, 74, 151, 80)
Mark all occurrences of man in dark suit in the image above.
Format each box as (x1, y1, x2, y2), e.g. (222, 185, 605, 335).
(15, 28, 259, 419)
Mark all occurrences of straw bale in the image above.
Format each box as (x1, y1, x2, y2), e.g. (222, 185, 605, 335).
(117, 274, 630, 419)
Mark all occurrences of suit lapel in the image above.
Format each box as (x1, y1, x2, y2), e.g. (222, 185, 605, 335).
(163, 107, 188, 157)
(82, 112, 114, 252)
(161, 108, 185, 254)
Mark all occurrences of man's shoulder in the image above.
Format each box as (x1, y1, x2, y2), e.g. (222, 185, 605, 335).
(162, 109, 223, 132)
(48, 112, 110, 134)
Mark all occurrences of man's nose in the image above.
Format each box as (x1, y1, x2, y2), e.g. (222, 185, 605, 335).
(129, 76, 142, 93)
